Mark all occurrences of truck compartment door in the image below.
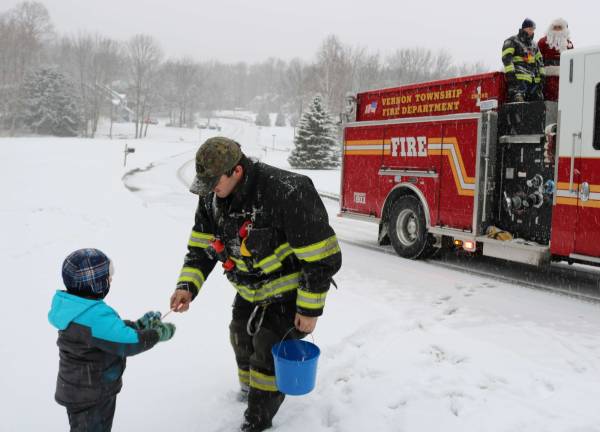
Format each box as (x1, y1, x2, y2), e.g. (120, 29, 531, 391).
(551, 51, 585, 256)
(341, 125, 385, 215)
(380, 123, 442, 226)
(436, 118, 480, 230)
(572, 52, 600, 258)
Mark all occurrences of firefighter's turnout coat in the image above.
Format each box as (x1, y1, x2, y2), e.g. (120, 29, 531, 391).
(177, 160, 342, 316)
(502, 29, 545, 87)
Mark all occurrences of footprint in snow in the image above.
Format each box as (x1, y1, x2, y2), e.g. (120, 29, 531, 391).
(428, 345, 468, 364)
(445, 306, 459, 316)
(447, 391, 465, 417)
(434, 295, 452, 305)
(388, 399, 408, 410)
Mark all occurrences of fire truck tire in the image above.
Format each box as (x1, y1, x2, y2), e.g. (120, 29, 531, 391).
(389, 196, 434, 259)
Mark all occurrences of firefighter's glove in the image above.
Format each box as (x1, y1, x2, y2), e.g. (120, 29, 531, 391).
(135, 311, 162, 330)
(154, 322, 176, 342)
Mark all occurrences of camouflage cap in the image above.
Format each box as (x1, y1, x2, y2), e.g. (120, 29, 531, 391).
(189, 137, 243, 195)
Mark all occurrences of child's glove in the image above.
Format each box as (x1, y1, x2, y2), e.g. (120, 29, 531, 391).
(135, 311, 162, 330)
(154, 322, 176, 342)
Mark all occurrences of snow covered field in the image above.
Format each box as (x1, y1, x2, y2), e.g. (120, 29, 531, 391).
(2, 119, 600, 432)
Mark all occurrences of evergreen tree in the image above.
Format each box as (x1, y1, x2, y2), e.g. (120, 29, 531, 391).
(288, 94, 339, 169)
(275, 112, 286, 127)
(20, 67, 81, 137)
(255, 107, 271, 126)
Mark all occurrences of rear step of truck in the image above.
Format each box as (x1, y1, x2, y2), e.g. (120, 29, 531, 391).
(477, 236, 550, 266)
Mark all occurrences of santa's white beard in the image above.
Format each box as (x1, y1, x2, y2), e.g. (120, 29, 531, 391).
(546, 29, 570, 51)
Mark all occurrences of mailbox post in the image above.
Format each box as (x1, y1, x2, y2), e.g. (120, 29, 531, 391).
(123, 143, 135, 167)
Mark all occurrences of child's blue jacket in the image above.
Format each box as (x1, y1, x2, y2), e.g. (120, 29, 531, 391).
(48, 291, 158, 407)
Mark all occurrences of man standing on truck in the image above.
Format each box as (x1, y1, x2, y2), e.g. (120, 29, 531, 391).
(170, 137, 342, 432)
(502, 18, 546, 102)
(538, 18, 574, 101)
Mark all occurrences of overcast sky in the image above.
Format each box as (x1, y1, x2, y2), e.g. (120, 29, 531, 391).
(1, 0, 597, 70)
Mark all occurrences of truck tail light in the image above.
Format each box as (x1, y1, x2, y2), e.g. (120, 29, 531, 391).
(463, 240, 476, 252)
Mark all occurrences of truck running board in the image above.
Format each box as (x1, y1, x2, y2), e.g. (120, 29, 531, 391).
(477, 236, 550, 266)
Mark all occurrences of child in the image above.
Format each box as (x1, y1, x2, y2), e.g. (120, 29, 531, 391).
(48, 248, 175, 432)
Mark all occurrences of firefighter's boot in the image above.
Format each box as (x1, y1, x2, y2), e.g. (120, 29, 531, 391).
(240, 389, 285, 432)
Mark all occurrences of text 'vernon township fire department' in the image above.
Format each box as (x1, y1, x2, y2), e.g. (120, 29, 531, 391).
(381, 89, 463, 117)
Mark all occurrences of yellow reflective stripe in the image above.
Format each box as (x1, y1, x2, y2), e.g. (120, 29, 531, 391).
(232, 272, 301, 303)
(296, 288, 327, 310)
(293, 235, 341, 262)
(230, 256, 250, 272)
(512, 55, 524, 62)
(538, 67, 546, 75)
(256, 243, 293, 274)
(275, 243, 294, 261)
(504, 64, 515, 73)
(257, 257, 282, 274)
(178, 267, 205, 290)
(188, 231, 214, 249)
(238, 368, 250, 385)
(534, 76, 542, 83)
(535, 51, 543, 60)
(502, 47, 515, 56)
(515, 73, 533, 83)
(250, 370, 277, 392)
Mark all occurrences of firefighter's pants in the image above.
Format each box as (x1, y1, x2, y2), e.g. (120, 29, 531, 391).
(508, 81, 543, 102)
(229, 294, 305, 429)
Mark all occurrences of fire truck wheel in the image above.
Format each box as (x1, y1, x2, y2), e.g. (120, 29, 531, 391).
(389, 196, 433, 259)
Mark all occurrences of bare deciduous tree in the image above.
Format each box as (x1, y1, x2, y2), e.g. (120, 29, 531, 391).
(0, 5, 490, 138)
(315, 35, 353, 114)
(127, 34, 162, 138)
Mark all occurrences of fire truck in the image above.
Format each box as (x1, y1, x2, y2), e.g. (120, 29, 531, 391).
(340, 46, 600, 267)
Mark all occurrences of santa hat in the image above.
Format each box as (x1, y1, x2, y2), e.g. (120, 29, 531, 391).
(546, 18, 571, 51)
(549, 18, 568, 30)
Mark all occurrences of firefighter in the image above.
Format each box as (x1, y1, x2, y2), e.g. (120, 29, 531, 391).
(537, 18, 574, 101)
(502, 18, 546, 102)
(170, 137, 342, 432)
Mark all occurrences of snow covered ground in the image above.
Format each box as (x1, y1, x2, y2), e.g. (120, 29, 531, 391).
(2, 119, 600, 432)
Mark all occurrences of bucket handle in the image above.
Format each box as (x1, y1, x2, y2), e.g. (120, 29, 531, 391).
(275, 326, 315, 360)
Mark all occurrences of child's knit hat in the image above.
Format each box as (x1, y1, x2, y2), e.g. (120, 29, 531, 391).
(62, 248, 113, 299)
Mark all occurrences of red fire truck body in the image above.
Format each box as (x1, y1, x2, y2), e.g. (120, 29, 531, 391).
(340, 47, 600, 266)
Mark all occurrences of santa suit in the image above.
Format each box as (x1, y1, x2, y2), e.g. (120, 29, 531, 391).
(537, 20, 574, 101)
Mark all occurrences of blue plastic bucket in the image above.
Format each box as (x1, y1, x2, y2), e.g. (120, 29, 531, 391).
(271, 339, 320, 395)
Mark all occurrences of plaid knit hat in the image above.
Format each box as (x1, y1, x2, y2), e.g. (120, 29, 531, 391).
(62, 248, 113, 299)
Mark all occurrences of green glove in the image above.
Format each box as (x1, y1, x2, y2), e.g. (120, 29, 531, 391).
(135, 311, 162, 329)
(154, 322, 176, 342)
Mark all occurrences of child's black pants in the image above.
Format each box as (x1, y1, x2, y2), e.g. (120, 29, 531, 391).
(66, 396, 116, 432)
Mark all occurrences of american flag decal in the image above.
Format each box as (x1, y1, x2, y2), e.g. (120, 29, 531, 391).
(364, 101, 377, 114)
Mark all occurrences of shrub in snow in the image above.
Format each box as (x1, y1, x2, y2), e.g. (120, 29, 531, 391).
(288, 94, 339, 169)
(275, 112, 286, 127)
(20, 67, 82, 137)
(289, 113, 300, 127)
(255, 108, 271, 127)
